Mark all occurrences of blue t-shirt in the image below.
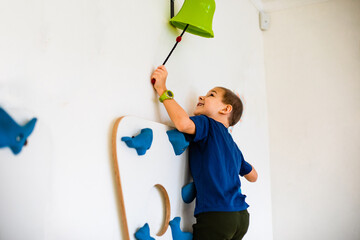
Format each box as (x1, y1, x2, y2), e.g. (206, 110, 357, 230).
(189, 115, 253, 216)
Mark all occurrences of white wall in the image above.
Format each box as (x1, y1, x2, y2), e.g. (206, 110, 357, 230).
(264, 0, 360, 239)
(0, 0, 272, 239)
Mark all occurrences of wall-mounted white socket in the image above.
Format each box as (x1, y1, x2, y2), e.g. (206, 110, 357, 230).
(259, 12, 270, 31)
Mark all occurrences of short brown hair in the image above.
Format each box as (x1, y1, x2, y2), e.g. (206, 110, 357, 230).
(218, 87, 243, 126)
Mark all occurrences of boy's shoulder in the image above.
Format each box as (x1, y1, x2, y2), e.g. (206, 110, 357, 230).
(190, 114, 216, 124)
(190, 115, 230, 137)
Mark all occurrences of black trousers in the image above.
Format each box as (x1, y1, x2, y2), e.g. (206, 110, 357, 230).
(193, 210, 250, 240)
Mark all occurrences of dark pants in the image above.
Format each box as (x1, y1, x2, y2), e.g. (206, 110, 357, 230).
(193, 210, 250, 240)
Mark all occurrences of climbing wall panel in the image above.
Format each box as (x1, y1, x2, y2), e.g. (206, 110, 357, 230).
(112, 116, 195, 240)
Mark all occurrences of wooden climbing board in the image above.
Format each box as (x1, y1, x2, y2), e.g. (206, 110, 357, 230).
(112, 116, 195, 240)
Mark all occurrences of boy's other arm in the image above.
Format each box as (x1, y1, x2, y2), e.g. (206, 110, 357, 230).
(244, 165, 258, 182)
(151, 65, 195, 135)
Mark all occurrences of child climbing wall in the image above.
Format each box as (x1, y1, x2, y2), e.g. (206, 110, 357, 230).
(151, 66, 258, 240)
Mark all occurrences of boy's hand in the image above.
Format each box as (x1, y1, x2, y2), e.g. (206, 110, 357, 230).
(151, 65, 168, 96)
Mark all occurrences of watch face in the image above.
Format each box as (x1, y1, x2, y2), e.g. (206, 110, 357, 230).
(167, 91, 173, 97)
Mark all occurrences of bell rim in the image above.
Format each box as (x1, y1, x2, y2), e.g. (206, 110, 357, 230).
(170, 20, 214, 38)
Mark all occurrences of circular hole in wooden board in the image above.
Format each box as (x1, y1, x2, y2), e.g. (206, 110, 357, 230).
(145, 184, 171, 237)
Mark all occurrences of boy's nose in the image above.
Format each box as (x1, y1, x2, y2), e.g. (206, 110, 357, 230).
(199, 96, 204, 101)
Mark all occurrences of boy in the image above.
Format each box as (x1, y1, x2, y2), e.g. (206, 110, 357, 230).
(151, 65, 258, 240)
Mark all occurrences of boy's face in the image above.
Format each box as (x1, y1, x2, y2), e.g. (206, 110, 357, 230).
(193, 87, 227, 117)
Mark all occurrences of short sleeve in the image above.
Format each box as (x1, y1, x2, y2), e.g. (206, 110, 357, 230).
(239, 152, 253, 176)
(189, 115, 210, 142)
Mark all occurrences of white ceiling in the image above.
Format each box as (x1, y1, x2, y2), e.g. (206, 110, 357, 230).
(250, 0, 331, 12)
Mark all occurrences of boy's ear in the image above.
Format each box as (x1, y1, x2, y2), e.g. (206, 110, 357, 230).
(219, 104, 232, 115)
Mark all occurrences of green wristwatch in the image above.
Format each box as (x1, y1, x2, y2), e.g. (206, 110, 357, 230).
(159, 90, 174, 103)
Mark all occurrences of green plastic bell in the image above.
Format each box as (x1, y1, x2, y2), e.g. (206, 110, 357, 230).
(170, 0, 216, 38)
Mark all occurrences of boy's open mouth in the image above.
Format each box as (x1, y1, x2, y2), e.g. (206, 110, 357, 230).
(197, 103, 204, 107)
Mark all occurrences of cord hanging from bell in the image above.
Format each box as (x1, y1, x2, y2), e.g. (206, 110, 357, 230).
(162, 24, 189, 66)
(151, 24, 189, 85)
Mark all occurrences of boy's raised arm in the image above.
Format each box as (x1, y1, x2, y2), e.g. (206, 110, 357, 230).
(151, 65, 195, 135)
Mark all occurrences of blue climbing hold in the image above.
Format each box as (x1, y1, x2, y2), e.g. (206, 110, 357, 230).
(0, 107, 37, 155)
(121, 128, 153, 156)
(166, 129, 190, 155)
(181, 182, 196, 204)
(169, 217, 193, 240)
(134, 223, 155, 240)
